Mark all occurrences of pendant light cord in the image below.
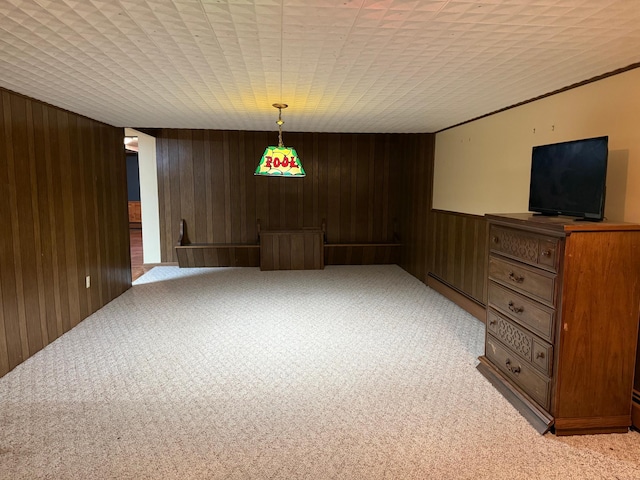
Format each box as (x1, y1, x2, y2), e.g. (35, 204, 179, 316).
(279, 0, 283, 103)
(277, 108, 284, 147)
(275, 0, 285, 147)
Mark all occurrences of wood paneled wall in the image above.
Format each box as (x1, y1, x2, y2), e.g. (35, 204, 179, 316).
(156, 130, 420, 262)
(0, 88, 131, 377)
(429, 210, 488, 305)
(399, 134, 435, 283)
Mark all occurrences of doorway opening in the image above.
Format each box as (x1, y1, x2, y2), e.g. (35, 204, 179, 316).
(125, 137, 144, 281)
(124, 128, 161, 282)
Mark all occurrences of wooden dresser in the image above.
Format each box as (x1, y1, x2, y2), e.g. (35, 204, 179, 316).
(477, 213, 640, 435)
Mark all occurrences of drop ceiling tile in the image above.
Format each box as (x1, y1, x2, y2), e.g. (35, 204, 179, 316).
(0, 0, 638, 131)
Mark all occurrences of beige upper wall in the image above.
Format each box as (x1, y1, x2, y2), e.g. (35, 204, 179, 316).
(433, 67, 640, 223)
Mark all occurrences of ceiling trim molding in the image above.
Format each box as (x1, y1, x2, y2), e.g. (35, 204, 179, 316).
(435, 62, 640, 134)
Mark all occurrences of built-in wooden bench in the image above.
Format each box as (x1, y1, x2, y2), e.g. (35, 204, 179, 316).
(324, 243, 401, 265)
(175, 219, 402, 268)
(175, 220, 260, 267)
(323, 218, 402, 265)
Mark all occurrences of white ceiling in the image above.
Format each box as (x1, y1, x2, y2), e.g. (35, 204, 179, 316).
(1, 0, 639, 133)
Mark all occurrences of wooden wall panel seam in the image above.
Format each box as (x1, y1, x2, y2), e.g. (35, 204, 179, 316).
(45, 105, 66, 338)
(239, 132, 248, 243)
(223, 131, 232, 244)
(26, 99, 49, 349)
(5, 94, 31, 362)
(59, 110, 82, 329)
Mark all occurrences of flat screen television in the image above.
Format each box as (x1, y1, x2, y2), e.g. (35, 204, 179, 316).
(528, 136, 608, 221)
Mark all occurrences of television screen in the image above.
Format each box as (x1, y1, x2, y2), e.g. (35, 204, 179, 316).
(528, 136, 608, 221)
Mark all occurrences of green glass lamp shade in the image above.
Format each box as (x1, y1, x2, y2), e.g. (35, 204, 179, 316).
(255, 146, 305, 177)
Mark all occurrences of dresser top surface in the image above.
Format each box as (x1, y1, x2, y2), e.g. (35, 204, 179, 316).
(486, 213, 640, 234)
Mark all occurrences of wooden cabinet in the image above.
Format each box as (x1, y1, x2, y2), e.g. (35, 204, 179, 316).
(477, 213, 640, 435)
(259, 229, 324, 271)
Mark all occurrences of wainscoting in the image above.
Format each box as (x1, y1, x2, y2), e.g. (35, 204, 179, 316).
(403, 203, 488, 321)
(429, 210, 488, 307)
(0, 87, 130, 377)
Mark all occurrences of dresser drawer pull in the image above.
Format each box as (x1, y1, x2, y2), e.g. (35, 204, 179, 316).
(541, 249, 552, 257)
(535, 352, 545, 359)
(489, 319, 497, 326)
(508, 272, 524, 283)
(505, 358, 521, 375)
(508, 301, 524, 314)
(492, 236, 500, 244)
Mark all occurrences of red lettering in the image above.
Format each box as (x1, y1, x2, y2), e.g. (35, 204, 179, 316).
(282, 156, 289, 168)
(265, 156, 272, 168)
(273, 157, 281, 168)
(290, 157, 297, 169)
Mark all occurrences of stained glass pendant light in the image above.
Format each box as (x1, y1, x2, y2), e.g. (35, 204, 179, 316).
(254, 103, 305, 177)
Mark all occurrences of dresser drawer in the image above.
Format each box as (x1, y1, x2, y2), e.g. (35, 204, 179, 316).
(489, 226, 559, 272)
(538, 238, 558, 270)
(486, 334, 551, 409)
(532, 338, 553, 375)
(488, 255, 556, 306)
(488, 282, 555, 342)
(487, 309, 553, 376)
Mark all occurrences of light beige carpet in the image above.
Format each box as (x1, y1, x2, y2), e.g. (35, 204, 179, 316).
(0, 265, 639, 479)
